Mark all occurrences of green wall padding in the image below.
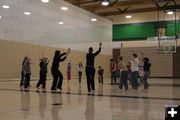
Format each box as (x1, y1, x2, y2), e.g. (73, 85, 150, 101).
(113, 21, 180, 41)
(166, 21, 180, 36)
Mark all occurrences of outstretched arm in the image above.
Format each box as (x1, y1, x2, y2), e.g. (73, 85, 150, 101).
(94, 42, 102, 56)
(60, 52, 67, 58)
(59, 52, 67, 62)
(60, 56, 67, 62)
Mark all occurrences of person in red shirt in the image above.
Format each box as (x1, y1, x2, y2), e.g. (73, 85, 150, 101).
(110, 59, 117, 84)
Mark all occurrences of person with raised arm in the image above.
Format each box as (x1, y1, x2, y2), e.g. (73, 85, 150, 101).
(36, 57, 49, 89)
(85, 42, 102, 93)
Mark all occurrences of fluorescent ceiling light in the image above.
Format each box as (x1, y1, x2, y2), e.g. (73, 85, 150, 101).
(0, 16, 2, 19)
(24, 12, 31, 15)
(61, 7, 68, 11)
(167, 11, 173, 15)
(125, 15, 132, 19)
(2, 5, 10, 9)
(58, 21, 64, 25)
(91, 18, 97, 21)
(41, 0, 49, 3)
(101, 0, 109, 6)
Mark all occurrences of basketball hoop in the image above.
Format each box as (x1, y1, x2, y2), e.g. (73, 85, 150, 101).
(163, 45, 171, 54)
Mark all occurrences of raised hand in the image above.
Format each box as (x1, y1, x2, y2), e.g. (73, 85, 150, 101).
(99, 42, 102, 47)
(66, 48, 71, 56)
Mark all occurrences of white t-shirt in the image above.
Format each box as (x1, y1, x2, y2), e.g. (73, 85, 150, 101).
(78, 66, 83, 72)
(131, 58, 139, 72)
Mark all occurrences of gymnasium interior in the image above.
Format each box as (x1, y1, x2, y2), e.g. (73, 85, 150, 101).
(0, 0, 180, 120)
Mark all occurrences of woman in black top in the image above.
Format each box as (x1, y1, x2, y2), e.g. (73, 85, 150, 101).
(51, 50, 67, 91)
(85, 42, 102, 93)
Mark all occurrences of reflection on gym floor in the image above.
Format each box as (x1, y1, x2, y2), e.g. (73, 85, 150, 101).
(0, 78, 180, 120)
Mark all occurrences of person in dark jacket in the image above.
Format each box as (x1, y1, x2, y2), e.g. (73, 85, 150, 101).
(51, 50, 67, 91)
(36, 57, 49, 89)
(143, 57, 151, 89)
(85, 42, 102, 93)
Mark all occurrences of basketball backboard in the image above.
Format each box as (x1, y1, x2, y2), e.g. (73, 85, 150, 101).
(157, 36, 176, 54)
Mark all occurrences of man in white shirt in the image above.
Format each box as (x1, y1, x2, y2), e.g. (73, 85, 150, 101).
(130, 53, 139, 89)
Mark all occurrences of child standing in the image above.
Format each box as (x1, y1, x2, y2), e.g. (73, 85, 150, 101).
(110, 59, 117, 84)
(143, 57, 151, 89)
(78, 62, 83, 83)
(98, 66, 104, 84)
(67, 62, 72, 83)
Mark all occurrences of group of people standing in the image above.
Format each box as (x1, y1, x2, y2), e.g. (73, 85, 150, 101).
(20, 42, 103, 93)
(20, 55, 49, 89)
(20, 42, 151, 93)
(110, 53, 151, 90)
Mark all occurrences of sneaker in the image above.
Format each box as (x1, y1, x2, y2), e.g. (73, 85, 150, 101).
(51, 88, 57, 91)
(56, 89, 62, 93)
(118, 86, 122, 89)
(36, 87, 40, 91)
(51, 89, 57, 93)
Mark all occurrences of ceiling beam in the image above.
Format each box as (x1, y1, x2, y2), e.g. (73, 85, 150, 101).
(81, 0, 175, 11)
(82, 0, 154, 11)
(97, 7, 159, 16)
(77, 0, 98, 4)
(64, 0, 98, 5)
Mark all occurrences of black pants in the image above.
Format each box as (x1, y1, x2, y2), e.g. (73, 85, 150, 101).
(20, 71, 24, 86)
(36, 73, 47, 88)
(51, 69, 63, 90)
(85, 67, 95, 92)
(119, 71, 128, 90)
(24, 73, 30, 88)
(78, 71, 82, 83)
(98, 74, 103, 84)
(143, 71, 150, 89)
